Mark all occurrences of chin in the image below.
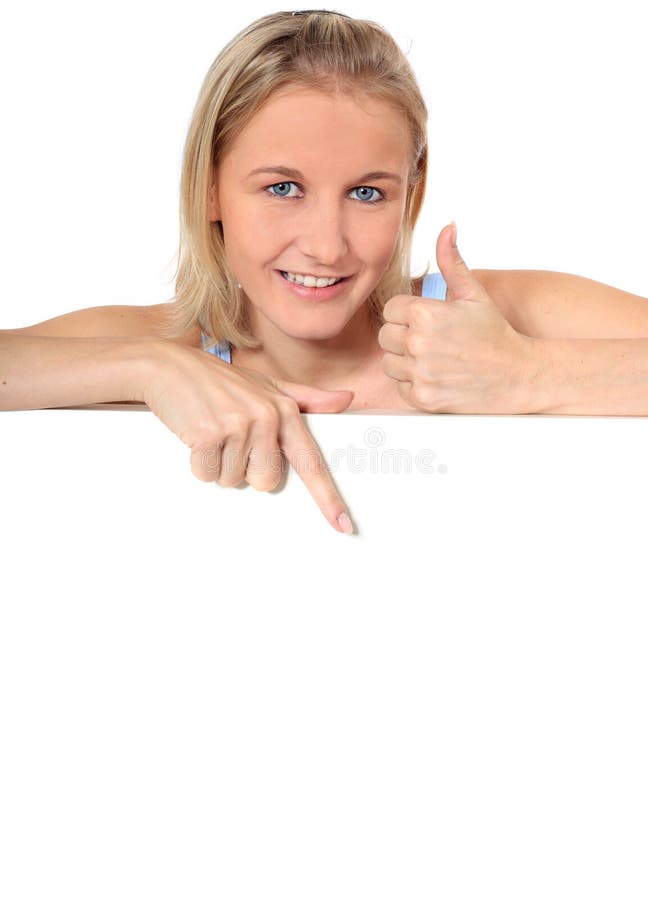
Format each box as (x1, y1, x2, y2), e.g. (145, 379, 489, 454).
(284, 328, 343, 342)
(297, 313, 355, 335)
(270, 313, 343, 341)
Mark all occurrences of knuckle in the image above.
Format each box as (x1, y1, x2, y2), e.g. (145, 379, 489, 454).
(198, 445, 222, 474)
(217, 455, 246, 486)
(190, 449, 218, 482)
(410, 382, 434, 408)
(246, 444, 285, 478)
(409, 300, 433, 326)
(253, 402, 281, 431)
(221, 410, 249, 436)
(405, 331, 428, 357)
(275, 394, 300, 418)
(189, 420, 223, 453)
(249, 469, 282, 492)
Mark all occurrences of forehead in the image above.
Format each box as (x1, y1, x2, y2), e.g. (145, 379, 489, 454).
(221, 87, 412, 173)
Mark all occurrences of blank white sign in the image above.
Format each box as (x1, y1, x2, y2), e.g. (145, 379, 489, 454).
(1, 407, 647, 898)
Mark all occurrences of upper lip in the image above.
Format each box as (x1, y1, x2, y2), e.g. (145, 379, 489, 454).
(279, 269, 348, 279)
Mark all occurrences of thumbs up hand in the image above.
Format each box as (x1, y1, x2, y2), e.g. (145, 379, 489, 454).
(379, 223, 535, 414)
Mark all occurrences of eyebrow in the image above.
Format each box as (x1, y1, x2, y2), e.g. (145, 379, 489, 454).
(246, 165, 403, 184)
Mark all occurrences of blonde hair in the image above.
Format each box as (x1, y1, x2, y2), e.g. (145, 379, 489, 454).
(165, 9, 430, 349)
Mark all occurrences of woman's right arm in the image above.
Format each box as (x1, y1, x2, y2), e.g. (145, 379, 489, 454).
(0, 301, 195, 408)
(0, 308, 355, 533)
(0, 330, 155, 409)
(0, 303, 192, 410)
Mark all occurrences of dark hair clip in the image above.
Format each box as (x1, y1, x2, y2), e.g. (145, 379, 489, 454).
(291, 9, 351, 16)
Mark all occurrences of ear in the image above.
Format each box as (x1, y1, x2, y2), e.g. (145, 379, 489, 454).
(207, 172, 221, 222)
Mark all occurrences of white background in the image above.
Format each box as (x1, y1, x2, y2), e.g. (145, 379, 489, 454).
(2, 3, 648, 899)
(1, 0, 647, 331)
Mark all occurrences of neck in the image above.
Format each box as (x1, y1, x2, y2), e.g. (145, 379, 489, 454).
(233, 302, 383, 390)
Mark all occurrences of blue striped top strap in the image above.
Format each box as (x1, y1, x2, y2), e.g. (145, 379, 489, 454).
(421, 271, 447, 300)
(200, 271, 447, 362)
(201, 330, 232, 363)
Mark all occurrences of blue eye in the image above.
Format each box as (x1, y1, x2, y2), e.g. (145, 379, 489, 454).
(267, 182, 299, 198)
(351, 186, 383, 203)
(265, 181, 385, 203)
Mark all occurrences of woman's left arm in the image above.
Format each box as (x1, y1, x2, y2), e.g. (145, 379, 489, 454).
(380, 224, 648, 416)
(475, 267, 648, 340)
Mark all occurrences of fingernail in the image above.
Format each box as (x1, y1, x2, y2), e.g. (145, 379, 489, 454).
(337, 512, 354, 534)
(450, 221, 458, 248)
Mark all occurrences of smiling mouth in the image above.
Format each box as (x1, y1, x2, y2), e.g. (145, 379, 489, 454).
(279, 270, 349, 287)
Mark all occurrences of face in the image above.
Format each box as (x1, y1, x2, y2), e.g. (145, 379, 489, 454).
(207, 86, 412, 346)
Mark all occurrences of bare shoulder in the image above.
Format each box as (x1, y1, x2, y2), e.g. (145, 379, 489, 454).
(5, 302, 202, 347)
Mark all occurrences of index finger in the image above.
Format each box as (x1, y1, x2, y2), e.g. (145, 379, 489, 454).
(382, 293, 415, 325)
(280, 414, 354, 534)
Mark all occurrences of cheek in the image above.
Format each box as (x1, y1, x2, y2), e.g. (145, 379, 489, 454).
(222, 203, 272, 258)
(359, 213, 403, 263)
(237, 202, 285, 248)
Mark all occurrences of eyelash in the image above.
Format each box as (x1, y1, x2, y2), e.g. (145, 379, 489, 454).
(264, 181, 386, 204)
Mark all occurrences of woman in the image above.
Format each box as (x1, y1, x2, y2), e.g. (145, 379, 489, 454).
(2, 9, 648, 535)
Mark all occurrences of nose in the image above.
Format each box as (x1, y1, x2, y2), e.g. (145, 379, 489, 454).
(295, 197, 349, 267)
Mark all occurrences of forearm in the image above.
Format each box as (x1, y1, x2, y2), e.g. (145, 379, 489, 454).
(0, 332, 156, 410)
(525, 336, 648, 416)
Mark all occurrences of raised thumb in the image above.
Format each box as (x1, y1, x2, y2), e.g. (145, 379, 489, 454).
(274, 380, 354, 413)
(436, 222, 484, 302)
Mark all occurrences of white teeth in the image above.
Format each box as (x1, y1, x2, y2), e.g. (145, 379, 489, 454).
(282, 271, 342, 287)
